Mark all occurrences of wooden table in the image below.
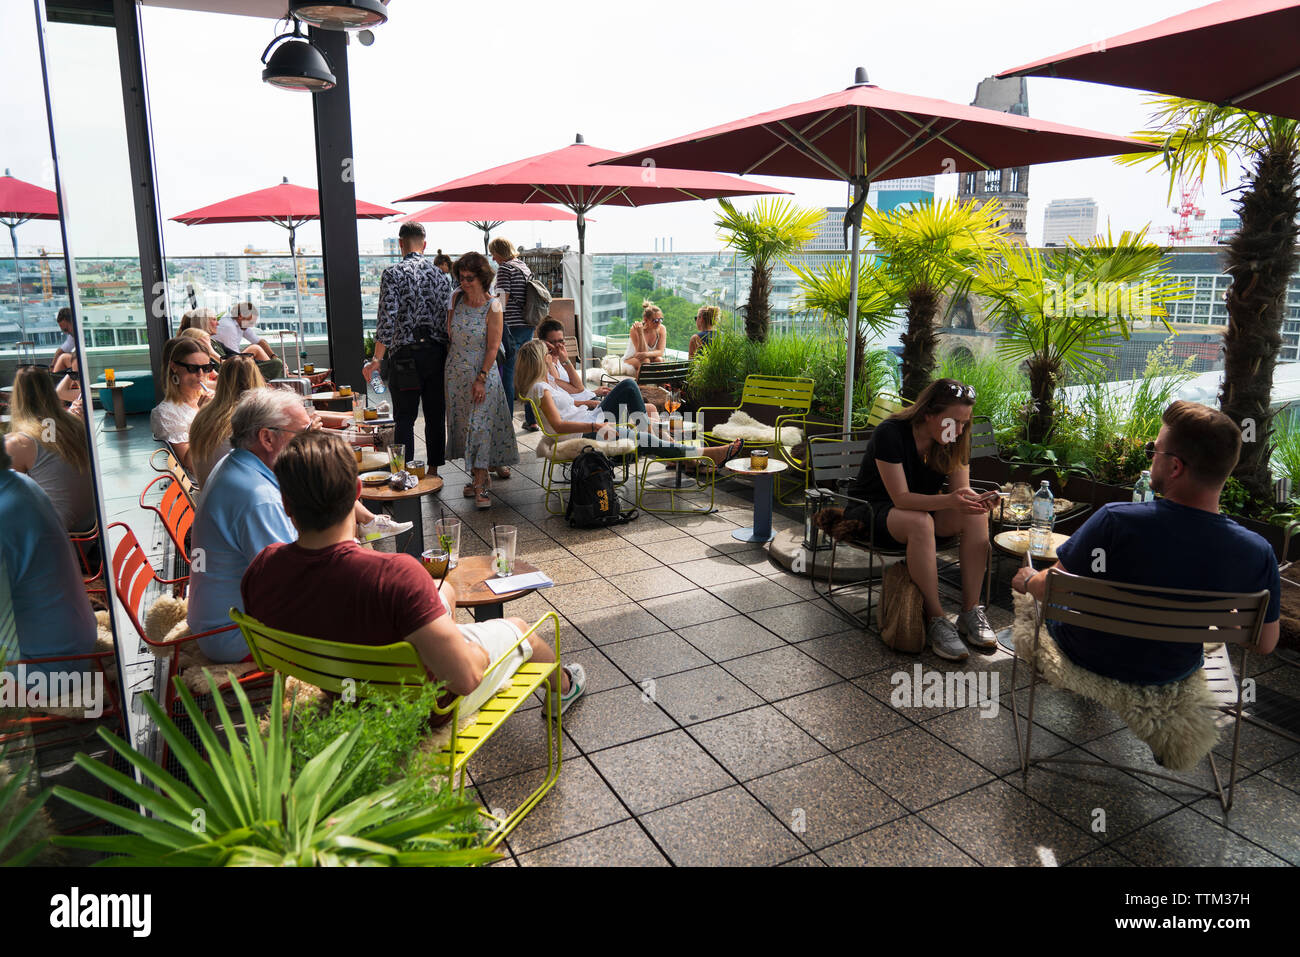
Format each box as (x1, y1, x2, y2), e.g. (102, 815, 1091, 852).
(446, 556, 541, 622)
(360, 475, 443, 558)
(725, 457, 788, 544)
(93, 380, 134, 432)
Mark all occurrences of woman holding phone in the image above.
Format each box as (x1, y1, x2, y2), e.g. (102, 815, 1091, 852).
(844, 378, 995, 661)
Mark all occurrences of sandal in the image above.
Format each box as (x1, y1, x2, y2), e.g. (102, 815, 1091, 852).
(463, 483, 476, 498)
(493, 467, 512, 480)
(474, 485, 492, 510)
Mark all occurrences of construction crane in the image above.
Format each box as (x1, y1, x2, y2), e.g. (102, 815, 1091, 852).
(1167, 176, 1222, 245)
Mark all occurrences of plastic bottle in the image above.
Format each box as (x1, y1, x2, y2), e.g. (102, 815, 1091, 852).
(1132, 470, 1154, 503)
(1029, 480, 1055, 556)
(369, 370, 386, 395)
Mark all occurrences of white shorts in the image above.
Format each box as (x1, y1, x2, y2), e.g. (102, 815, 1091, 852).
(456, 619, 533, 716)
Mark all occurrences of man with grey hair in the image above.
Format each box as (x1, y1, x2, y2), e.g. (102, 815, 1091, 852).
(187, 389, 308, 661)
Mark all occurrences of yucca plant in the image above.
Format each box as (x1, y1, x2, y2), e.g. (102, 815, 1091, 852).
(715, 198, 826, 342)
(788, 256, 899, 383)
(51, 672, 498, 867)
(974, 228, 1190, 445)
(1, 744, 51, 867)
(865, 198, 1010, 399)
(1120, 99, 1300, 504)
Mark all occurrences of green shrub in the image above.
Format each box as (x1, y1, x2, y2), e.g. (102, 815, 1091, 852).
(935, 352, 1028, 442)
(289, 681, 447, 807)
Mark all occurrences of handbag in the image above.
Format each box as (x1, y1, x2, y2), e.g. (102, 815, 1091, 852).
(380, 349, 421, 392)
(880, 561, 926, 653)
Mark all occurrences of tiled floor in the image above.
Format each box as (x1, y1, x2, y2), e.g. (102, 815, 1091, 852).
(88, 408, 1300, 866)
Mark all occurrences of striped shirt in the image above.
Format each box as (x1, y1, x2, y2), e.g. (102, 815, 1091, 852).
(376, 252, 453, 348)
(495, 258, 532, 330)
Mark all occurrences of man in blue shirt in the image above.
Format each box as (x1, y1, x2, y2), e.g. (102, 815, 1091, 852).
(1014, 401, 1280, 684)
(187, 389, 305, 661)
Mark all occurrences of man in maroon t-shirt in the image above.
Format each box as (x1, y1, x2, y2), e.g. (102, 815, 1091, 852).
(241, 431, 584, 715)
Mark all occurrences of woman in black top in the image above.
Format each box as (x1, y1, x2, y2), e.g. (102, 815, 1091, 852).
(846, 378, 996, 661)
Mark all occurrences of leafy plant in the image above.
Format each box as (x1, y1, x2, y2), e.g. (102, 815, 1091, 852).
(52, 672, 497, 867)
(975, 228, 1191, 445)
(935, 352, 1029, 444)
(715, 198, 826, 341)
(788, 256, 898, 384)
(865, 198, 1010, 399)
(1, 744, 51, 867)
(1271, 409, 1300, 493)
(289, 681, 446, 807)
(1121, 99, 1300, 505)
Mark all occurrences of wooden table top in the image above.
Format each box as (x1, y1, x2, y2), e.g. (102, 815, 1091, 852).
(359, 475, 444, 501)
(445, 556, 541, 607)
(993, 530, 1070, 562)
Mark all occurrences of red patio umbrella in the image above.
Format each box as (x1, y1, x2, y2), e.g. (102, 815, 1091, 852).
(172, 177, 399, 361)
(394, 201, 581, 255)
(1, 168, 60, 341)
(600, 69, 1159, 430)
(394, 135, 789, 361)
(998, 0, 1300, 121)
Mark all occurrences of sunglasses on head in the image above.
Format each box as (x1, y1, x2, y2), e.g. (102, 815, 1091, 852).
(173, 359, 216, 375)
(946, 382, 976, 401)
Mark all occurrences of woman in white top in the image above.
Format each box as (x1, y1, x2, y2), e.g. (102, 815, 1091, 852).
(625, 301, 668, 378)
(3, 365, 95, 531)
(516, 341, 740, 465)
(151, 336, 215, 475)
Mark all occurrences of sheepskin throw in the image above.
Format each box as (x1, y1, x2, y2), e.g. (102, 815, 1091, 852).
(709, 410, 803, 447)
(1011, 592, 1220, 771)
(535, 435, 637, 462)
(143, 595, 261, 694)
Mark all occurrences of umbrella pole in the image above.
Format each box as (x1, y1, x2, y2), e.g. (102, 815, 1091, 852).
(842, 107, 868, 436)
(289, 222, 306, 371)
(482, 226, 490, 256)
(9, 223, 25, 343)
(576, 211, 588, 371)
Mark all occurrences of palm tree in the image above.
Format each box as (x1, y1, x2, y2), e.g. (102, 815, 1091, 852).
(1120, 100, 1300, 504)
(788, 256, 898, 385)
(974, 229, 1190, 445)
(865, 198, 1010, 400)
(715, 198, 826, 342)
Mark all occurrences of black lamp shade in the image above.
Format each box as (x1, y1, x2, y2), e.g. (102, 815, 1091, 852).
(262, 31, 336, 91)
(289, 0, 388, 30)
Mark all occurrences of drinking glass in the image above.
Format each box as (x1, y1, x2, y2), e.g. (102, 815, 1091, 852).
(434, 518, 461, 569)
(421, 548, 449, 578)
(338, 383, 352, 397)
(389, 443, 406, 473)
(749, 449, 770, 470)
(353, 394, 365, 423)
(1008, 482, 1033, 524)
(492, 525, 517, 578)
(104, 368, 115, 386)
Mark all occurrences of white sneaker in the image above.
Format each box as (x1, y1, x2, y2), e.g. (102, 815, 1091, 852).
(543, 663, 586, 718)
(928, 616, 969, 662)
(358, 514, 413, 542)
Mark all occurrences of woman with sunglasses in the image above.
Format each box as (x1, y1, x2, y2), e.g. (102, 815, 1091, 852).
(150, 337, 215, 476)
(624, 301, 668, 378)
(841, 378, 996, 661)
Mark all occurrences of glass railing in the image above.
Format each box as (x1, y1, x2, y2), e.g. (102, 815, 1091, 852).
(4, 247, 1295, 381)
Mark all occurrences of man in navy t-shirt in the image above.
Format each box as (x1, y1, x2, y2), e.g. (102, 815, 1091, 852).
(1013, 401, 1280, 684)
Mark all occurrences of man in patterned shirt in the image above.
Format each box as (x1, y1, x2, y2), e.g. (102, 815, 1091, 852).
(364, 223, 453, 475)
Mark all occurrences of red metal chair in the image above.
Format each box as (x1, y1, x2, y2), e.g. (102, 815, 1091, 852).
(139, 473, 196, 576)
(107, 522, 269, 728)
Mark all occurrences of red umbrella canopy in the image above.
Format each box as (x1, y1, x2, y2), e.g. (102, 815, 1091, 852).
(0, 170, 60, 224)
(395, 201, 580, 225)
(395, 138, 789, 211)
(998, 0, 1300, 121)
(597, 75, 1158, 182)
(172, 178, 399, 226)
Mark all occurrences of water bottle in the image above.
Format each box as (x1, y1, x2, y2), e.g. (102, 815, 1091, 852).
(369, 370, 386, 395)
(1029, 480, 1055, 557)
(1132, 470, 1154, 503)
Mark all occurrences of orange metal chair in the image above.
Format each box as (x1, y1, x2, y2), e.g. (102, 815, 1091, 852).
(139, 473, 196, 573)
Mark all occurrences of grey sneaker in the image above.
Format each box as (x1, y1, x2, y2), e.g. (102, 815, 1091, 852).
(928, 616, 968, 661)
(957, 605, 998, 650)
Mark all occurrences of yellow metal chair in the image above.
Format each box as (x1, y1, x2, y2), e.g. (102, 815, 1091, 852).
(526, 396, 636, 515)
(698, 374, 815, 504)
(228, 608, 565, 850)
(864, 390, 908, 429)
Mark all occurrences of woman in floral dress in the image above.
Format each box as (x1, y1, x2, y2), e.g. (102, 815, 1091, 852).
(445, 251, 519, 509)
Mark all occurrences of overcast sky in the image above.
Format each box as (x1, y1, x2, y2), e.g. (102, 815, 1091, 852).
(3, 0, 1247, 258)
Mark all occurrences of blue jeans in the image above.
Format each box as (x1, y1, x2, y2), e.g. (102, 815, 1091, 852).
(501, 325, 535, 426)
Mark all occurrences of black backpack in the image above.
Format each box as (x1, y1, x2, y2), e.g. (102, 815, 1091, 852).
(565, 446, 638, 528)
